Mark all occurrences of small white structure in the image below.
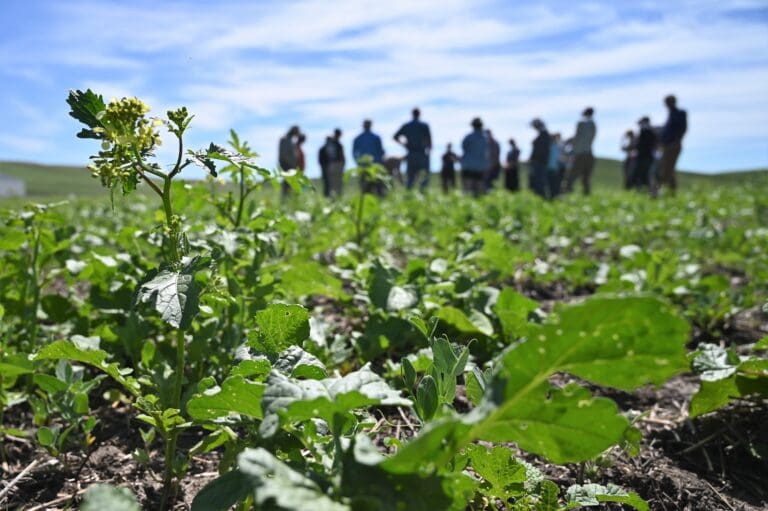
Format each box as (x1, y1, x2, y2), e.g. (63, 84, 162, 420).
(0, 174, 26, 197)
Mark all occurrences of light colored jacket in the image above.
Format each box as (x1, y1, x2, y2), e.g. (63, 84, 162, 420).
(572, 118, 596, 155)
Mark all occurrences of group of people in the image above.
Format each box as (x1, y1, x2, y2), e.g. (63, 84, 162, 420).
(276, 94, 686, 199)
(621, 95, 688, 196)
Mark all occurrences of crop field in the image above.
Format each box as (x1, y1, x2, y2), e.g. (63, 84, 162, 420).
(0, 93, 767, 511)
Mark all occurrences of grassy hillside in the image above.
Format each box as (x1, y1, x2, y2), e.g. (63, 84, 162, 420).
(1, 159, 766, 204)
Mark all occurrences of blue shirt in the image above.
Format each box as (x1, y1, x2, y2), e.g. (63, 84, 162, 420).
(547, 142, 561, 171)
(352, 129, 384, 163)
(461, 128, 490, 173)
(394, 120, 431, 154)
(661, 108, 687, 144)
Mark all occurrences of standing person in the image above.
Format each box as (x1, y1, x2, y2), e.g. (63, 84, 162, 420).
(278, 125, 300, 172)
(564, 107, 597, 195)
(319, 129, 345, 198)
(460, 117, 490, 197)
(318, 136, 333, 197)
(283, 132, 307, 196)
(353, 119, 385, 196)
(484, 129, 502, 191)
(394, 107, 432, 191)
(655, 94, 687, 196)
(631, 117, 657, 190)
(547, 133, 562, 199)
(504, 138, 520, 192)
(528, 119, 550, 198)
(621, 130, 636, 189)
(440, 143, 459, 193)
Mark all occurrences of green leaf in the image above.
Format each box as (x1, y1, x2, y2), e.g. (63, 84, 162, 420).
(36, 426, 56, 447)
(33, 339, 141, 398)
(691, 343, 738, 381)
(187, 375, 265, 422)
(239, 447, 349, 511)
(0, 229, 26, 251)
(67, 89, 106, 140)
(465, 368, 486, 406)
(191, 469, 252, 511)
(386, 286, 418, 311)
(260, 364, 410, 437)
(402, 358, 416, 390)
(80, 484, 141, 511)
(249, 304, 310, 355)
(0, 353, 34, 378)
(565, 483, 648, 511)
(416, 375, 439, 420)
(465, 444, 527, 500)
(755, 336, 768, 350)
(280, 260, 348, 300)
(494, 288, 538, 339)
(273, 346, 327, 379)
(137, 259, 203, 329)
(433, 306, 492, 337)
(536, 480, 561, 511)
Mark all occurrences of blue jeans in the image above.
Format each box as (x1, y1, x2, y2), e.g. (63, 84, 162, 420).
(405, 152, 430, 190)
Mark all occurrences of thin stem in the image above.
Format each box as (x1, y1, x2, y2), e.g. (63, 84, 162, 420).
(131, 146, 168, 179)
(134, 166, 164, 197)
(27, 228, 41, 349)
(161, 329, 186, 509)
(235, 165, 245, 228)
(161, 177, 180, 264)
(355, 190, 365, 247)
(169, 134, 184, 179)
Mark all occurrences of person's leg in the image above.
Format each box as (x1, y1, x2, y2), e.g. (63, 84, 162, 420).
(582, 153, 594, 195)
(565, 154, 583, 193)
(330, 163, 343, 197)
(418, 154, 430, 191)
(667, 142, 681, 194)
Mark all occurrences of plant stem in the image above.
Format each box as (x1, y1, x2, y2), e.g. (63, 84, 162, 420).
(235, 165, 245, 228)
(355, 191, 365, 247)
(161, 328, 186, 509)
(161, 177, 180, 264)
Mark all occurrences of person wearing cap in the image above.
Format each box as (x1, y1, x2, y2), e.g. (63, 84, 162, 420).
(528, 118, 550, 198)
(564, 107, 597, 195)
(631, 116, 657, 190)
(353, 119, 386, 196)
(654, 95, 687, 196)
(460, 117, 490, 197)
(394, 108, 432, 191)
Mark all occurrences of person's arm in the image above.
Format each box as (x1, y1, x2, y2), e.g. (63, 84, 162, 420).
(339, 143, 346, 167)
(425, 124, 432, 152)
(393, 125, 405, 146)
(680, 111, 687, 140)
(352, 138, 361, 162)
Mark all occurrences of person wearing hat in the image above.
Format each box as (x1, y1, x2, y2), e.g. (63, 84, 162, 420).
(564, 107, 597, 195)
(631, 116, 657, 190)
(460, 117, 490, 197)
(529, 118, 550, 198)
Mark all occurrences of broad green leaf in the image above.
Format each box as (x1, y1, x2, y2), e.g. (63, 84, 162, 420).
(343, 436, 475, 511)
(690, 360, 768, 417)
(474, 384, 630, 464)
(260, 364, 410, 437)
(565, 483, 648, 511)
(137, 260, 202, 329)
(273, 345, 327, 379)
(465, 368, 486, 406)
(755, 335, 768, 350)
(494, 288, 538, 339)
(368, 261, 397, 310)
(187, 375, 265, 422)
(0, 353, 33, 378)
(280, 260, 348, 300)
(691, 343, 738, 381)
(0, 230, 26, 250)
(37, 426, 55, 447)
(33, 340, 141, 398)
(230, 358, 272, 379)
(402, 357, 416, 390)
(80, 484, 140, 511)
(433, 306, 492, 337)
(249, 304, 309, 355)
(475, 229, 533, 277)
(386, 285, 418, 311)
(67, 89, 107, 140)
(240, 447, 349, 511)
(536, 480, 561, 511)
(191, 469, 252, 511)
(465, 444, 527, 500)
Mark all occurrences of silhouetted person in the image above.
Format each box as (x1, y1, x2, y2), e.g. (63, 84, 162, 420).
(565, 107, 596, 195)
(278, 125, 300, 172)
(394, 108, 432, 191)
(461, 117, 490, 197)
(529, 118, 550, 198)
(318, 136, 332, 197)
(283, 131, 306, 196)
(621, 130, 636, 189)
(655, 95, 687, 196)
(353, 119, 385, 196)
(631, 117, 657, 190)
(383, 156, 404, 185)
(319, 129, 345, 198)
(440, 143, 459, 193)
(547, 133, 562, 198)
(484, 129, 501, 191)
(504, 138, 520, 192)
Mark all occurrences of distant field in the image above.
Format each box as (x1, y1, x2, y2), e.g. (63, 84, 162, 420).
(1, 158, 766, 205)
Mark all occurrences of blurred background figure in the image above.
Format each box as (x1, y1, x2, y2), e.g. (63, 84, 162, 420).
(528, 118, 550, 198)
(547, 133, 562, 198)
(394, 108, 432, 191)
(631, 116, 657, 191)
(353, 119, 386, 196)
(504, 138, 520, 192)
(461, 117, 490, 197)
(279, 125, 301, 196)
(484, 129, 501, 191)
(319, 128, 345, 198)
(440, 143, 459, 193)
(621, 129, 636, 189)
(564, 107, 597, 195)
(383, 155, 404, 186)
(655, 94, 688, 196)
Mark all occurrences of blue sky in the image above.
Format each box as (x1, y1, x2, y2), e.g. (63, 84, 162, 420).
(1, 0, 767, 177)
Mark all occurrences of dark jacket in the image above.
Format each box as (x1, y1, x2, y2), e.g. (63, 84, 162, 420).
(318, 140, 345, 168)
(636, 127, 657, 159)
(661, 108, 687, 144)
(530, 130, 550, 166)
